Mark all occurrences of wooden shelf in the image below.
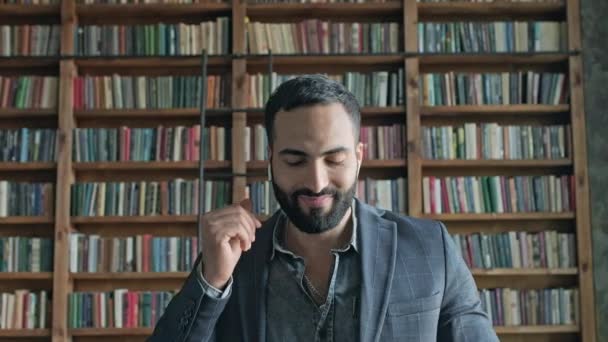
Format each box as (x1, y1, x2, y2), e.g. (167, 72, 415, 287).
(71, 215, 197, 225)
(418, 1, 565, 21)
(419, 53, 569, 67)
(0, 57, 59, 70)
(74, 161, 231, 172)
(420, 104, 570, 117)
(0, 272, 53, 280)
(76, 3, 231, 21)
(247, 2, 402, 21)
(0, 108, 56, 120)
(0, 4, 59, 19)
(0, 329, 51, 337)
(494, 325, 579, 334)
(74, 108, 232, 120)
(0, 216, 53, 225)
(422, 159, 572, 168)
(74, 56, 231, 69)
(246, 54, 404, 67)
(0, 162, 56, 171)
(70, 328, 152, 336)
(471, 268, 578, 276)
(422, 212, 575, 221)
(71, 272, 188, 280)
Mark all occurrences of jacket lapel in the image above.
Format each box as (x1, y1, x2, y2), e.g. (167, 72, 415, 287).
(236, 211, 279, 342)
(356, 200, 398, 342)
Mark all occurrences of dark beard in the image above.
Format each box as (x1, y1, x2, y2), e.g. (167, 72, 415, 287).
(271, 178, 356, 234)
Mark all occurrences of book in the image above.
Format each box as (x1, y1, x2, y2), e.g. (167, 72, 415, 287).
(422, 175, 574, 214)
(74, 19, 231, 56)
(69, 234, 198, 273)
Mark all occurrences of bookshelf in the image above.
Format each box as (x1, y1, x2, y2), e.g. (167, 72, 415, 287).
(0, 0, 595, 341)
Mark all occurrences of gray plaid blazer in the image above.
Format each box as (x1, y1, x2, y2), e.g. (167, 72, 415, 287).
(149, 198, 499, 342)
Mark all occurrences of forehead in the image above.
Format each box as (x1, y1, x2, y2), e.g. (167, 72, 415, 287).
(273, 103, 356, 151)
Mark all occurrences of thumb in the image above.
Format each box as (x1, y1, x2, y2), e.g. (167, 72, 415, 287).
(239, 198, 253, 212)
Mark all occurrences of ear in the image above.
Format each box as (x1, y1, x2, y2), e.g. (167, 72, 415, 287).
(355, 141, 363, 172)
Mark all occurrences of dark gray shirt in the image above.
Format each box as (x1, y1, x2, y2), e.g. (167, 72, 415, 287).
(265, 209, 361, 342)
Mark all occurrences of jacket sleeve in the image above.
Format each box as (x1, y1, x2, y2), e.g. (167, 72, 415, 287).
(436, 222, 500, 342)
(148, 253, 231, 342)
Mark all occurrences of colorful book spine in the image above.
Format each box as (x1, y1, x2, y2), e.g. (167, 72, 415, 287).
(0, 182, 54, 217)
(69, 234, 198, 273)
(422, 123, 571, 160)
(479, 288, 579, 326)
(422, 175, 575, 214)
(356, 177, 407, 213)
(70, 180, 231, 216)
(0, 290, 49, 329)
(451, 231, 577, 269)
(247, 20, 400, 54)
(0, 76, 59, 109)
(74, 19, 231, 56)
(68, 290, 174, 328)
(0, 237, 53, 272)
(419, 21, 567, 53)
(73, 126, 230, 162)
(73, 75, 229, 110)
(0, 26, 61, 56)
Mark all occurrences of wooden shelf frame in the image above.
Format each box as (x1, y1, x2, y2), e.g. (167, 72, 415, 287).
(0, 0, 595, 341)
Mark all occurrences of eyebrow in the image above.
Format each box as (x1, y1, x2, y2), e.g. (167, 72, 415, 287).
(278, 146, 349, 157)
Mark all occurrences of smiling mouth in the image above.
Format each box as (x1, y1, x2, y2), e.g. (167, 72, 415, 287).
(298, 195, 333, 208)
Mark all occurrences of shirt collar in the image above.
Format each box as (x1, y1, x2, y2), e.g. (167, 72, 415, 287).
(270, 200, 359, 260)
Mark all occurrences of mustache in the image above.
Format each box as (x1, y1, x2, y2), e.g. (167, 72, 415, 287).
(291, 187, 338, 199)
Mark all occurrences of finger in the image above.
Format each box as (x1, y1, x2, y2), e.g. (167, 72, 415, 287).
(240, 198, 262, 228)
(221, 223, 252, 251)
(206, 209, 256, 236)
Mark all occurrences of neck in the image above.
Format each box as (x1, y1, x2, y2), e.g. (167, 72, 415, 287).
(285, 207, 353, 259)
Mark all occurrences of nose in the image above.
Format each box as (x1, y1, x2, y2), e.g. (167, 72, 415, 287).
(304, 160, 330, 194)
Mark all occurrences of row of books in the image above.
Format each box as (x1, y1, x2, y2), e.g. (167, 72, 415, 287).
(69, 290, 173, 328)
(246, 181, 279, 215)
(76, 0, 222, 3)
(361, 124, 406, 160)
(69, 234, 199, 273)
(356, 177, 407, 213)
(420, 72, 568, 106)
(0, 237, 53, 272)
(246, 21, 400, 54)
(0, 26, 60, 57)
(245, 125, 268, 161)
(479, 288, 578, 326)
(418, 22, 567, 53)
(0, 182, 54, 217)
(0, 290, 49, 329)
(70, 180, 231, 216)
(422, 175, 574, 214)
(246, 70, 405, 108)
(452, 231, 576, 270)
(0, 128, 57, 162)
(74, 20, 231, 56)
(421, 124, 570, 160)
(243, 124, 406, 161)
(0, 76, 59, 109)
(73, 75, 229, 110)
(73, 126, 230, 162)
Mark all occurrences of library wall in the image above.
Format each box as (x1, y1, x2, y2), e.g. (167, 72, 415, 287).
(581, 0, 608, 340)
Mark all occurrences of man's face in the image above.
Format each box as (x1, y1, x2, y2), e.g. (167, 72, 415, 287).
(270, 102, 363, 234)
